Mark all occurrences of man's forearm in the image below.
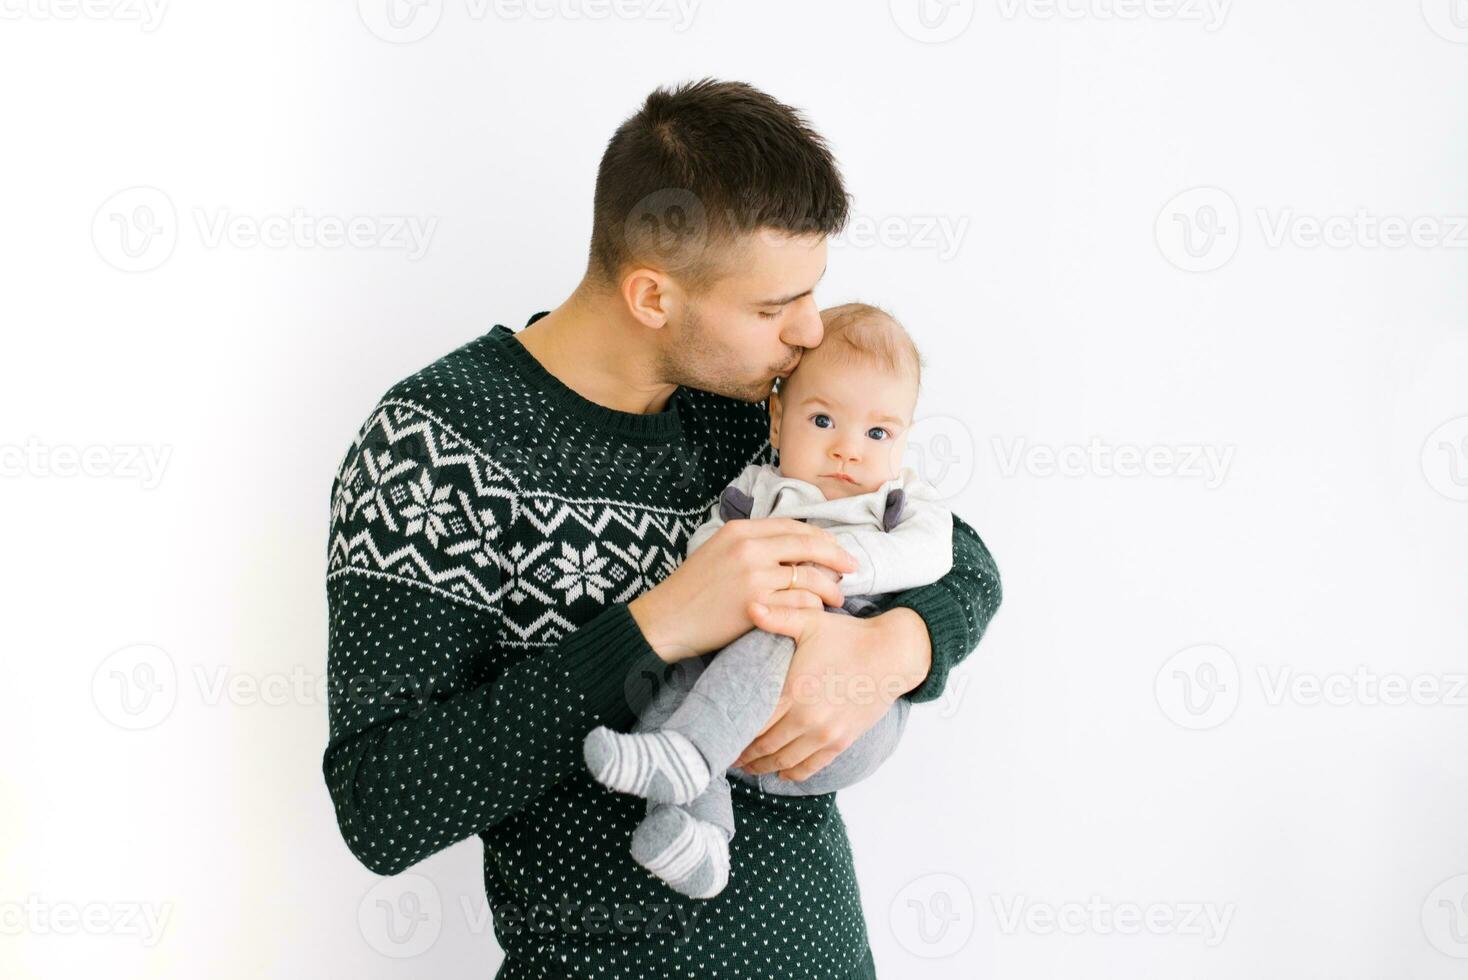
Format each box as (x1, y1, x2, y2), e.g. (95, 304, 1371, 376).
(873, 605, 934, 699)
(879, 513, 1002, 703)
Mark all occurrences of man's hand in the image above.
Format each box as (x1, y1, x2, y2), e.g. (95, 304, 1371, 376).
(628, 520, 858, 664)
(763, 561, 843, 611)
(731, 604, 933, 781)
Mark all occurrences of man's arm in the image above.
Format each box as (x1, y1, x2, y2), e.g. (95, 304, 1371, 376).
(734, 512, 1001, 777)
(874, 511, 1002, 703)
(322, 405, 667, 876)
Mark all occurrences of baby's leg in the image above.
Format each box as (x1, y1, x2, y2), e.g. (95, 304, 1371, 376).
(584, 651, 710, 796)
(631, 773, 735, 899)
(630, 654, 708, 732)
(737, 597, 906, 796)
(584, 629, 792, 804)
(658, 627, 793, 774)
(734, 692, 912, 797)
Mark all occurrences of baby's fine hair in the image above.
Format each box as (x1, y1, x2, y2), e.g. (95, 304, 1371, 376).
(805, 302, 924, 391)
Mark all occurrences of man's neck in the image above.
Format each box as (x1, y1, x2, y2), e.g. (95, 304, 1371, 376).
(514, 284, 678, 415)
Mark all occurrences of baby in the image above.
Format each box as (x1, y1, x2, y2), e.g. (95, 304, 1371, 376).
(583, 303, 953, 899)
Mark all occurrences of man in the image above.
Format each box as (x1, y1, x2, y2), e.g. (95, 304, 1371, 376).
(323, 77, 1001, 979)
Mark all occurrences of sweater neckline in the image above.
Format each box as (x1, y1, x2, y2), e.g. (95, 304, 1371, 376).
(490, 312, 684, 441)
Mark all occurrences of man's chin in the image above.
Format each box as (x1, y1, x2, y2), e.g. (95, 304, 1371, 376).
(723, 378, 780, 403)
(680, 371, 780, 404)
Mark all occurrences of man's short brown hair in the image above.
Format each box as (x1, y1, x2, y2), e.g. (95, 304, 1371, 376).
(588, 78, 851, 294)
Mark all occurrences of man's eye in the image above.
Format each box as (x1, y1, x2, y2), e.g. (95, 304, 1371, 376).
(758, 308, 783, 320)
(867, 428, 890, 441)
(811, 414, 832, 428)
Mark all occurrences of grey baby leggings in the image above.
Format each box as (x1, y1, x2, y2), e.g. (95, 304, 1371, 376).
(628, 595, 912, 841)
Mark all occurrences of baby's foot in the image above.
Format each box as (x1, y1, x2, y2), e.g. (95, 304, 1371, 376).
(631, 805, 731, 900)
(583, 727, 711, 804)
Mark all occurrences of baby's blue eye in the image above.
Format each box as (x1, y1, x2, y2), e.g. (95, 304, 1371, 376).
(811, 413, 832, 428)
(867, 428, 890, 441)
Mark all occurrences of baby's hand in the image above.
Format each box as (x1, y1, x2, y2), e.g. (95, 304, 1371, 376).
(797, 561, 843, 600)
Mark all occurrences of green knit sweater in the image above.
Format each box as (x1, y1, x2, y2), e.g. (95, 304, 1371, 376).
(323, 312, 1002, 979)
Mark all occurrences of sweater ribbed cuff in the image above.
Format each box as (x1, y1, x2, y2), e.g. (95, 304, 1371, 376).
(537, 601, 671, 730)
(885, 583, 970, 704)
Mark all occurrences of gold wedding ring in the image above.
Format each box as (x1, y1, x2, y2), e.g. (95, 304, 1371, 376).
(785, 564, 799, 590)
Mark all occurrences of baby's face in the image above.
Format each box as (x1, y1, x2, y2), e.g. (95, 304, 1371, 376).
(769, 354, 916, 499)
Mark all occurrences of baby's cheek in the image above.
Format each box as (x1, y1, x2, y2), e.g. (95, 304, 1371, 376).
(881, 435, 911, 475)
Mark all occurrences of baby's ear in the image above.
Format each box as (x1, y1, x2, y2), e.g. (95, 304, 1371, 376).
(767, 390, 782, 448)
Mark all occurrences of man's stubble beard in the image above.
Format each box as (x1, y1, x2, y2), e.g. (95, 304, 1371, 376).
(655, 300, 777, 404)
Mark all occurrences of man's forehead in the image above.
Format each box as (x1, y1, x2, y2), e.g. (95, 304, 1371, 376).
(734, 229, 826, 275)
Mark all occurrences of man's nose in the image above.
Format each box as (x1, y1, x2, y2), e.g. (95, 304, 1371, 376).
(781, 296, 823, 349)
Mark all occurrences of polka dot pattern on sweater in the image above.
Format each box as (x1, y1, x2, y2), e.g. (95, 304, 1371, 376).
(323, 314, 1001, 979)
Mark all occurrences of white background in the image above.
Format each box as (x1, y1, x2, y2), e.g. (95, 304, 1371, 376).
(3, 1, 1467, 977)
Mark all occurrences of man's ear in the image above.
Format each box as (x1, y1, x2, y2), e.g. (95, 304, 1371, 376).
(767, 390, 782, 451)
(622, 267, 674, 329)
